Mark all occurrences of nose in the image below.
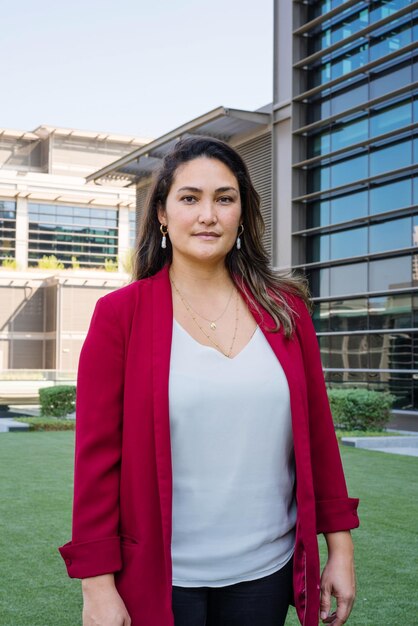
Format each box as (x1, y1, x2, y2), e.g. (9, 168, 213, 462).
(198, 200, 217, 223)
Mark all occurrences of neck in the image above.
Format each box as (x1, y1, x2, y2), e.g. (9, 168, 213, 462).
(168, 257, 233, 292)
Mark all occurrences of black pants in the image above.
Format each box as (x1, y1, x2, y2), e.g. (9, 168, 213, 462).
(172, 556, 294, 626)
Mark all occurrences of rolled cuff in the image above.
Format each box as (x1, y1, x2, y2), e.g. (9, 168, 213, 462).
(316, 497, 360, 534)
(58, 536, 122, 579)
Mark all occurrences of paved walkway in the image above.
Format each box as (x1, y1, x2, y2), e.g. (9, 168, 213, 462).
(341, 435, 418, 457)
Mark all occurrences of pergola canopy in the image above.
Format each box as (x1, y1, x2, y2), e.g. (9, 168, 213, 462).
(87, 106, 271, 186)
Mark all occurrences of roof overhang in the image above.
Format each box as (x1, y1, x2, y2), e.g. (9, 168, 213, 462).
(86, 106, 271, 186)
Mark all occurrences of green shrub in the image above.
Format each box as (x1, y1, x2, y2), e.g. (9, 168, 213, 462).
(13, 417, 75, 431)
(39, 385, 76, 417)
(71, 255, 80, 269)
(328, 387, 395, 431)
(37, 255, 64, 270)
(2, 256, 18, 269)
(104, 257, 118, 272)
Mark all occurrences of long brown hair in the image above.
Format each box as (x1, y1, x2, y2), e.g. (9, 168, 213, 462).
(132, 136, 311, 337)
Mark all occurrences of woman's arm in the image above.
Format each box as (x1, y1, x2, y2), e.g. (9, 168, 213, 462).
(292, 294, 360, 531)
(81, 574, 131, 626)
(291, 295, 359, 624)
(58, 295, 125, 579)
(320, 531, 356, 625)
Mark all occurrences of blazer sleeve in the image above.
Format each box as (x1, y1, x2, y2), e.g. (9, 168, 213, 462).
(292, 294, 360, 534)
(58, 295, 124, 578)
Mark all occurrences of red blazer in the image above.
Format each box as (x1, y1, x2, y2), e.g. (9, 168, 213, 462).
(58, 263, 359, 626)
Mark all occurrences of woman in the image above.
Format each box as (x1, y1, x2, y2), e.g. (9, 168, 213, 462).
(58, 137, 359, 626)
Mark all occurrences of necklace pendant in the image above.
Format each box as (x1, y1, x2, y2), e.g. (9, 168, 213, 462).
(210, 322, 217, 331)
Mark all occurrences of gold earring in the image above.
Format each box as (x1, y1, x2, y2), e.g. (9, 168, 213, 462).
(236, 224, 244, 250)
(160, 223, 168, 249)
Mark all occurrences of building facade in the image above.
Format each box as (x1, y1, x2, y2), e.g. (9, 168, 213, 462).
(0, 126, 150, 373)
(281, 0, 418, 418)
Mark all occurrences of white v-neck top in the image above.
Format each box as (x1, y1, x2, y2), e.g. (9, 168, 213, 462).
(169, 318, 296, 587)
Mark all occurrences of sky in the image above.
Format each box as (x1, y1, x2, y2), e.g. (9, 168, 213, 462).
(1, 0, 273, 140)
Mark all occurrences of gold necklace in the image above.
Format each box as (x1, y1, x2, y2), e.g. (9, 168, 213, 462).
(170, 273, 240, 358)
(183, 284, 235, 331)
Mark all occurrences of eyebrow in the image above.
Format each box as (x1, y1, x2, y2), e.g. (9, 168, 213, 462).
(176, 186, 238, 194)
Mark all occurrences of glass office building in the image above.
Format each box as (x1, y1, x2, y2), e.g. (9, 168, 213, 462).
(289, 0, 418, 411)
(0, 200, 16, 263)
(28, 203, 119, 268)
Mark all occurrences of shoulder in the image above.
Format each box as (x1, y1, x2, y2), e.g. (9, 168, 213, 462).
(279, 289, 312, 323)
(96, 276, 154, 319)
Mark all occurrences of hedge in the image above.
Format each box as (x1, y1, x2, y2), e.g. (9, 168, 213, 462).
(328, 387, 395, 431)
(13, 417, 75, 431)
(39, 385, 76, 417)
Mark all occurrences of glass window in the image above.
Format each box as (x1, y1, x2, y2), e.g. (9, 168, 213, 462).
(313, 301, 330, 332)
(329, 298, 368, 331)
(369, 294, 412, 330)
(28, 203, 119, 268)
(370, 99, 412, 138)
(370, 178, 412, 214)
(90, 208, 107, 219)
(129, 210, 137, 248)
(330, 334, 369, 369)
(308, 164, 331, 194)
(413, 96, 418, 124)
(0, 200, 16, 216)
(57, 206, 74, 217)
(330, 227, 368, 260)
(370, 62, 412, 100)
(370, 217, 412, 254)
(331, 116, 368, 152)
(307, 200, 330, 228)
(331, 82, 368, 117)
(309, 267, 330, 298)
(370, 332, 413, 370)
(330, 44, 368, 82)
(318, 335, 330, 368)
(331, 153, 368, 188)
(370, 137, 412, 178)
(307, 234, 330, 262)
(330, 262, 367, 296)
(331, 190, 368, 223)
(310, 129, 331, 158)
(369, 255, 412, 291)
(38, 204, 55, 215)
(370, 1, 412, 23)
(369, 20, 412, 63)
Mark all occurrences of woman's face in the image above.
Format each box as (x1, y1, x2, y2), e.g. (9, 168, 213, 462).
(158, 156, 242, 266)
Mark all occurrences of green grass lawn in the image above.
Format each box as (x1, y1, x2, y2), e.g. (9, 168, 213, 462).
(0, 431, 417, 626)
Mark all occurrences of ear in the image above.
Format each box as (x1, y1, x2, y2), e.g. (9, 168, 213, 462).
(157, 202, 166, 225)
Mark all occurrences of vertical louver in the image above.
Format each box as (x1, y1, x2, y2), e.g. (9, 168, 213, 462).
(136, 182, 152, 235)
(235, 133, 272, 257)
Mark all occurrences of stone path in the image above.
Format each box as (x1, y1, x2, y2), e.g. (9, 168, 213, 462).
(341, 435, 418, 457)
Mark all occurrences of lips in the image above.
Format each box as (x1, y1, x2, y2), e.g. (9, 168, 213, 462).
(194, 232, 221, 237)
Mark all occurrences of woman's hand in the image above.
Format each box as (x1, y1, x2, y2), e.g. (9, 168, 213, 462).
(320, 531, 356, 625)
(82, 573, 131, 626)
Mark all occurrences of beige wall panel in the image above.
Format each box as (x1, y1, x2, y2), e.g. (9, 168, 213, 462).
(0, 339, 10, 369)
(61, 286, 105, 332)
(12, 339, 43, 369)
(60, 338, 84, 372)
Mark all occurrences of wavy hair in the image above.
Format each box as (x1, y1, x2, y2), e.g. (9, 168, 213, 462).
(132, 136, 311, 337)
